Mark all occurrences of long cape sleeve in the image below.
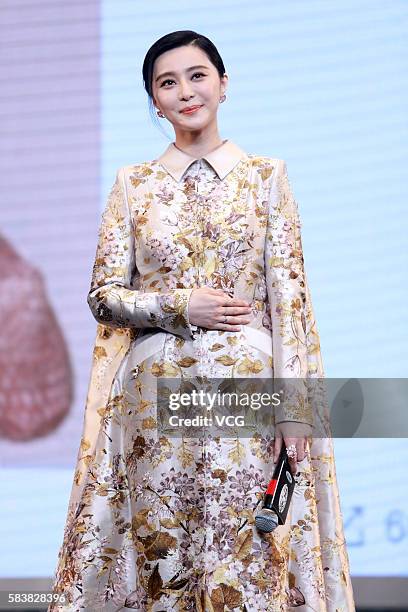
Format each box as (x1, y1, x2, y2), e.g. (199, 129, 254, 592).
(69, 167, 199, 505)
(265, 159, 325, 427)
(87, 167, 197, 341)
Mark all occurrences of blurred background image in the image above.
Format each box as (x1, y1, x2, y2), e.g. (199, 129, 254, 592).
(0, 1, 407, 609)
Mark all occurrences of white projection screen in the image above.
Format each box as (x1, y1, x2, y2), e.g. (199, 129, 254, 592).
(0, 1, 407, 608)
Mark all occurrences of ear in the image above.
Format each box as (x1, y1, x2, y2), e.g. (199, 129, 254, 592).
(151, 87, 159, 108)
(220, 73, 229, 95)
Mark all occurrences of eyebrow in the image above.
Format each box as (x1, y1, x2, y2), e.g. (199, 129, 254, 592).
(155, 65, 209, 83)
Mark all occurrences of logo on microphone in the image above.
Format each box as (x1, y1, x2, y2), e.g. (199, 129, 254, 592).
(279, 484, 288, 512)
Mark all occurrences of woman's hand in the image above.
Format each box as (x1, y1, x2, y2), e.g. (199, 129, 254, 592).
(188, 287, 252, 330)
(273, 421, 312, 476)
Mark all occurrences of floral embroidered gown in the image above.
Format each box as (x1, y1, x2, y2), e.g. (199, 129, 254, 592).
(48, 140, 355, 611)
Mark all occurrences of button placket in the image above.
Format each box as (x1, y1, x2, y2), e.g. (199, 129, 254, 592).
(193, 159, 213, 585)
(194, 161, 212, 377)
(193, 161, 205, 377)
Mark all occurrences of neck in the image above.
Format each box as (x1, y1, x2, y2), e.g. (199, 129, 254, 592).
(173, 125, 225, 158)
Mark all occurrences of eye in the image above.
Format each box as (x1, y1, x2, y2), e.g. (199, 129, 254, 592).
(160, 78, 175, 87)
(160, 72, 206, 87)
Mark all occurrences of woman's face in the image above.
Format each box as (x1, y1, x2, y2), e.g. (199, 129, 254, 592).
(151, 45, 228, 134)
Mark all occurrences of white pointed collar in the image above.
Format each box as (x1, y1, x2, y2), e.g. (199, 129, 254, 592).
(157, 139, 248, 182)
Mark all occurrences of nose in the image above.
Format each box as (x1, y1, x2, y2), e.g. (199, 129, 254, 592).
(178, 79, 194, 101)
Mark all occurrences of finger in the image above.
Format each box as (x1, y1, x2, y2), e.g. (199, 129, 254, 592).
(288, 456, 297, 476)
(284, 437, 299, 475)
(218, 321, 250, 329)
(293, 439, 304, 463)
(221, 316, 252, 325)
(221, 295, 251, 307)
(232, 299, 252, 307)
(215, 317, 251, 331)
(209, 288, 225, 294)
(305, 437, 311, 461)
(220, 306, 252, 314)
(273, 432, 282, 463)
(216, 323, 243, 332)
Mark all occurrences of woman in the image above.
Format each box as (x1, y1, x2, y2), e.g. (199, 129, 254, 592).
(49, 30, 355, 611)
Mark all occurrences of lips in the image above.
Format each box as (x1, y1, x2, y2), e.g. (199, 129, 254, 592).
(180, 105, 203, 114)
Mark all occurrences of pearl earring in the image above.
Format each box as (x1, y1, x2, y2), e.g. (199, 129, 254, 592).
(157, 109, 165, 118)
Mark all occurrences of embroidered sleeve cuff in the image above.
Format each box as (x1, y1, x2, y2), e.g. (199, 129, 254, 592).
(157, 287, 198, 341)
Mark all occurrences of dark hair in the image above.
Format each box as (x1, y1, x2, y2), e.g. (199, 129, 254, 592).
(142, 30, 226, 133)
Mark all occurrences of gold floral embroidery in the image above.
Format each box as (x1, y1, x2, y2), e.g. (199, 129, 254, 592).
(48, 147, 354, 611)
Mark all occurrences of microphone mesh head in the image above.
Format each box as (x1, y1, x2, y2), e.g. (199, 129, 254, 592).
(255, 508, 279, 532)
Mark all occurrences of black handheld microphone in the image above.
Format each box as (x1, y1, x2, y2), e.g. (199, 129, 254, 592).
(255, 445, 296, 532)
